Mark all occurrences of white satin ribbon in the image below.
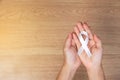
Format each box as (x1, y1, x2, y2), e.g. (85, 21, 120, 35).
(78, 31, 92, 57)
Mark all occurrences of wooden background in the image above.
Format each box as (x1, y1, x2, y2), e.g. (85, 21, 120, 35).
(0, 0, 120, 80)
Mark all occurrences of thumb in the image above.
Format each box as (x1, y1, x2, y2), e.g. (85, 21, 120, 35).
(64, 33, 72, 50)
(94, 34, 102, 49)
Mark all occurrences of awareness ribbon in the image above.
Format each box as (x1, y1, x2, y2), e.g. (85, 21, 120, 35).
(78, 31, 92, 57)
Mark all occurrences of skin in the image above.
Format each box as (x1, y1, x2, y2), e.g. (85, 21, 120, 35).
(57, 33, 81, 80)
(57, 22, 105, 80)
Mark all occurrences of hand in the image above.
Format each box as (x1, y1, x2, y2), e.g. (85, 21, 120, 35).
(73, 22, 105, 80)
(73, 22, 102, 70)
(57, 32, 81, 80)
(63, 32, 81, 70)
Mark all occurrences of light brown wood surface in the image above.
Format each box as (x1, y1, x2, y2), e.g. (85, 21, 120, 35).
(0, 0, 120, 80)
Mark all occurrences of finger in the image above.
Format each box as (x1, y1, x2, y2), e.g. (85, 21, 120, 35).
(77, 22, 84, 32)
(73, 33, 81, 50)
(83, 22, 93, 40)
(73, 26, 80, 37)
(64, 33, 72, 49)
(72, 39, 75, 46)
(71, 39, 77, 51)
(72, 38, 77, 49)
(93, 34, 102, 49)
(88, 40, 95, 49)
(90, 44, 96, 53)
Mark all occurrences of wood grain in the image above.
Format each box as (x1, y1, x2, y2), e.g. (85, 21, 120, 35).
(0, 0, 120, 80)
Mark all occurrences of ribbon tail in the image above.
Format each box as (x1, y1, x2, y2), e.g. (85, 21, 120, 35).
(84, 47, 92, 57)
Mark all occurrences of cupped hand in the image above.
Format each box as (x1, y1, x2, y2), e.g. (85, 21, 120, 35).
(73, 22, 103, 71)
(63, 32, 81, 70)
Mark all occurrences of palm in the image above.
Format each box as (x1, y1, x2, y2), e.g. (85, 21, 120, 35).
(73, 22, 103, 70)
(81, 40, 102, 69)
(64, 33, 81, 69)
(65, 46, 81, 68)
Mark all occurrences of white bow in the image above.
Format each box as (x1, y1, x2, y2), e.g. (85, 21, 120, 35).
(78, 31, 92, 57)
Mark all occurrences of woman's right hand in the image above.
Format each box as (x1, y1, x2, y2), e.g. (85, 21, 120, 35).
(73, 22, 105, 80)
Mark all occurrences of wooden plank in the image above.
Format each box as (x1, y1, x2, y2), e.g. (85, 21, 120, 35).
(0, 54, 119, 80)
(0, 0, 120, 80)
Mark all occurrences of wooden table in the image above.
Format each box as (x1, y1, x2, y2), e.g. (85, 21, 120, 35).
(0, 0, 120, 80)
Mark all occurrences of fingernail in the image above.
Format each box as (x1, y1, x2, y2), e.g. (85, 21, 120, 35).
(77, 21, 83, 25)
(72, 32, 76, 37)
(84, 22, 88, 25)
(80, 22, 83, 25)
(72, 32, 75, 35)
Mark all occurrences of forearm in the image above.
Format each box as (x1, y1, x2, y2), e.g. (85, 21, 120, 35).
(87, 65, 105, 80)
(57, 64, 77, 80)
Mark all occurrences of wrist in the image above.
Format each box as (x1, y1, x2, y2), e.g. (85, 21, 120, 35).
(58, 64, 77, 80)
(63, 63, 77, 73)
(87, 64, 102, 73)
(57, 63, 77, 80)
(87, 65, 105, 80)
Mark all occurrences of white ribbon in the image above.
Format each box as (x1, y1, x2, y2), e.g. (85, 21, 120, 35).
(78, 31, 92, 57)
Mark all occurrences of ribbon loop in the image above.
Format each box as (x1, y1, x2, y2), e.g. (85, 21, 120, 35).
(78, 31, 92, 57)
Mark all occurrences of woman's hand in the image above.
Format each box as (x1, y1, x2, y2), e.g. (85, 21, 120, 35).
(73, 22, 105, 80)
(57, 22, 105, 80)
(63, 32, 81, 70)
(57, 32, 81, 80)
